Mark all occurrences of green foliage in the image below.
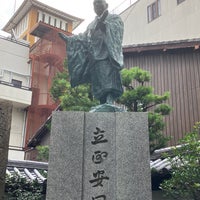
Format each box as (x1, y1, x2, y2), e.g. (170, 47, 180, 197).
(59, 84, 97, 111)
(50, 68, 69, 101)
(148, 112, 169, 152)
(36, 145, 49, 162)
(50, 64, 98, 111)
(121, 67, 151, 87)
(118, 67, 172, 153)
(5, 173, 45, 200)
(154, 104, 171, 115)
(161, 122, 200, 200)
(44, 120, 51, 132)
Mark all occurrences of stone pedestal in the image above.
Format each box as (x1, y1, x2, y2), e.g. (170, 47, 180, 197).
(46, 112, 152, 200)
(0, 102, 12, 199)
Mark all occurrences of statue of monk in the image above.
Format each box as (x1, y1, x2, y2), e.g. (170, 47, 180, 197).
(59, 0, 124, 105)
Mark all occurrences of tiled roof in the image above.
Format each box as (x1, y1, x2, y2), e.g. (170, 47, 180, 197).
(9, 143, 188, 189)
(7, 152, 172, 191)
(151, 158, 171, 172)
(7, 156, 172, 180)
(150, 143, 190, 173)
(7, 159, 47, 184)
(9, 141, 194, 191)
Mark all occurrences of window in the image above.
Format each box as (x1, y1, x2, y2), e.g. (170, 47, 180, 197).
(177, 0, 185, 4)
(14, 14, 28, 37)
(60, 21, 62, 29)
(37, 12, 39, 22)
(147, 0, 161, 23)
(48, 16, 51, 25)
(54, 18, 57, 27)
(65, 23, 68, 31)
(42, 13, 45, 22)
(12, 79, 22, 88)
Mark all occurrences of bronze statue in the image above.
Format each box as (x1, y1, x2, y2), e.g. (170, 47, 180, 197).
(59, 0, 124, 105)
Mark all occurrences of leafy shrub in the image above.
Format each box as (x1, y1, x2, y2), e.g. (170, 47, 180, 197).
(36, 145, 49, 162)
(160, 122, 200, 200)
(5, 173, 45, 200)
(118, 67, 172, 153)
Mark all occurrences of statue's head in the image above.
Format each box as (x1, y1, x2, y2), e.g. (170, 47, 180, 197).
(93, 0, 108, 16)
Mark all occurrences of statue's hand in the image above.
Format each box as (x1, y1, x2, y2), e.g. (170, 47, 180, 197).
(99, 10, 108, 23)
(58, 32, 69, 42)
(95, 10, 108, 32)
(99, 22, 106, 32)
(94, 21, 106, 33)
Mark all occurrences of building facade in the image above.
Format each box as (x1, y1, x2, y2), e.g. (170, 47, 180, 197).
(3, 0, 83, 46)
(123, 40, 200, 145)
(121, 0, 200, 45)
(0, 36, 32, 159)
(120, 0, 200, 145)
(2, 0, 83, 160)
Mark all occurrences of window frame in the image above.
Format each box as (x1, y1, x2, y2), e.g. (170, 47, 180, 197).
(60, 21, 62, 29)
(54, 18, 57, 27)
(11, 79, 22, 88)
(65, 23, 68, 31)
(147, 0, 161, 23)
(42, 13, 45, 22)
(48, 16, 51, 25)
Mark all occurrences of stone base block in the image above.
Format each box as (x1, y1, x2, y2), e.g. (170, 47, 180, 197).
(46, 112, 152, 200)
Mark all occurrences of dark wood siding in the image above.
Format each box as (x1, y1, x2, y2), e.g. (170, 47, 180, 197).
(123, 48, 200, 145)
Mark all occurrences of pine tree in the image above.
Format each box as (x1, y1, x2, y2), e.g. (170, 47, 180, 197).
(117, 67, 172, 153)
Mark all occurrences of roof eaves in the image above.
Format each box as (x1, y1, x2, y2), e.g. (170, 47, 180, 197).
(31, 0, 84, 29)
(27, 104, 61, 148)
(3, 0, 83, 33)
(123, 38, 200, 53)
(7, 159, 48, 170)
(3, 0, 32, 33)
(27, 116, 51, 148)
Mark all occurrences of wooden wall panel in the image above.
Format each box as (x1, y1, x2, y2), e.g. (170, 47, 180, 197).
(123, 49, 200, 145)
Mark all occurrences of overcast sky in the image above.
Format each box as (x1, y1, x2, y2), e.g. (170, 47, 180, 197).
(0, 0, 137, 36)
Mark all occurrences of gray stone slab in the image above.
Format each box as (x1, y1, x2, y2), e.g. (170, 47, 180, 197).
(0, 102, 12, 199)
(46, 112, 152, 200)
(46, 111, 85, 200)
(83, 113, 117, 200)
(116, 112, 152, 200)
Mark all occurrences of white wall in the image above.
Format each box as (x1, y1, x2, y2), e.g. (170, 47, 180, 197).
(9, 107, 25, 147)
(8, 149, 25, 160)
(121, 0, 200, 45)
(0, 37, 32, 106)
(37, 10, 68, 31)
(14, 13, 29, 38)
(8, 108, 26, 160)
(0, 36, 31, 160)
(0, 37, 31, 87)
